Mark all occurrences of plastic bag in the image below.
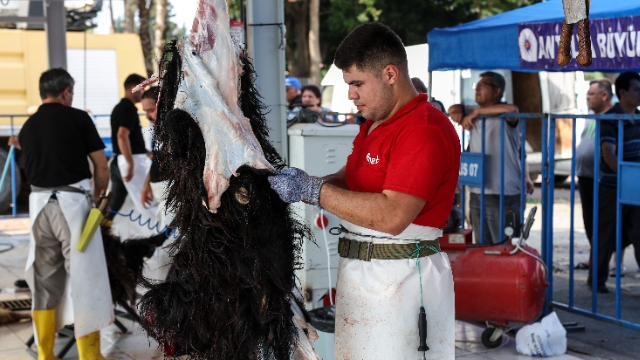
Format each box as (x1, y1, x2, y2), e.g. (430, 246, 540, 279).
(515, 311, 567, 357)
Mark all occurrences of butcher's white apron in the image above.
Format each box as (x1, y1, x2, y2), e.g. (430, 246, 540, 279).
(150, 180, 172, 231)
(117, 153, 154, 217)
(25, 179, 113, 339)
(111, 154, 157, 239)
(145, 180, 175, 282)
(334, 221, 455, 360)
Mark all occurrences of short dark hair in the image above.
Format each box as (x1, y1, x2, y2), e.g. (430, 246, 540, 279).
(614, 72, 640, 99)
(589, 79, 613, 99)
(124, 74, 146, 90)
(39, 68, 74, 100)
(142, 86, 158, 101)
(411, 77, 427, 93)
(334, 22, 408, 77)
(301, 84, 322, 101)
(479, 71, 506, 98)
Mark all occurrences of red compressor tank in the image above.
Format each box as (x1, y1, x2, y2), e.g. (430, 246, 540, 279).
(439, 222, 548, 348)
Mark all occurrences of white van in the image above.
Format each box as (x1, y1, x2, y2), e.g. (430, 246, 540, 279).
(320, 44, 461, 120)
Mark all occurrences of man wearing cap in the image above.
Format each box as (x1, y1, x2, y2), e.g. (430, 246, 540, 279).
(285, 76, 302, 110)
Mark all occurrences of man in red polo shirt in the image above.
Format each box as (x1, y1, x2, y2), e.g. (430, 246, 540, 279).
(269, 23, 460, 359)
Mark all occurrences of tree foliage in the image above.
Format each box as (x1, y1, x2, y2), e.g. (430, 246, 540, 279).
(319, 0, 476, 65)
(449, 0, 541, 20)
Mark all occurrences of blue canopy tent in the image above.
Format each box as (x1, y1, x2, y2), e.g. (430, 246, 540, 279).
(427, 0, 640, 72)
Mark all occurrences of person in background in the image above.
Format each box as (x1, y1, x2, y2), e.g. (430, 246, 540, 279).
(412, 77, 445, 112)
(140, 87, 161, 214)
(300, 84, 339, 122)
(588, 71, 640, 293)
(285, 76, 302, 122)
(286, 76, 302, 109)
(107, 73, 148, 223)
(139, 86, 173, 281)
(574, 79, 613, 271)
(411, 77, 428, 93)
(448, 71, 535, 244)
(12, 68, 112, 359)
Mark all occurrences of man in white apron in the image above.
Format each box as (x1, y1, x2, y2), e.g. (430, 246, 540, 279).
(14, 68, 113, 359)
(269, 23, 461, 359)
(107, 74, 153, 225)
(140, 87, 174, 282)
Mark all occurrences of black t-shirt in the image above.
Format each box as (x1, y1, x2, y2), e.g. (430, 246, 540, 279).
(19, 103, 105, 187)
(599, 103, 640, 186)
(110, 98, 147, 155)
(288, 95, 302, 110)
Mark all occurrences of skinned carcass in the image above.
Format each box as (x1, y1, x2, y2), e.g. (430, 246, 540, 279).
(137, 0, 320, 359)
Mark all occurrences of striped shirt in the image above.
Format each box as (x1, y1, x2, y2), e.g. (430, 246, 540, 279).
(599, 103, 640, 186)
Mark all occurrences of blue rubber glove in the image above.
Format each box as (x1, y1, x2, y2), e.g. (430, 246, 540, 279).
(268, 167, 325, 205)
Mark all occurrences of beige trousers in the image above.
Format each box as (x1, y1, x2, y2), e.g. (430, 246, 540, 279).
(31, 198, 72, 310)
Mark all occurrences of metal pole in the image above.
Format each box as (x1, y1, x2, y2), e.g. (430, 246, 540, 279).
(541, 115, 550, 313)
(10, 116, 16, 218)
(499, 117, 505, 242)
(615, 119, 624, 319)
(480, 118, 486, 244)
(461, 129, 466, 229)
(245, 0, 287, 161)
(547, 115, 556, 310)
(592, 119, 601, 312)
(45, 0, 68, 69)
(520, 118, 526, 227)
(569, 115, 577, 307)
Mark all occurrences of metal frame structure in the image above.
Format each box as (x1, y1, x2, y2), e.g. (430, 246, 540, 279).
(0, 0, 67, 69)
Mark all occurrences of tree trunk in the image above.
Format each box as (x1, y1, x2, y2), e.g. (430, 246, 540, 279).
(512, 71, 543, 152)
(109, 0, 116, 33)
(308, 0, 321, 85)
(123, 0, 138, 34)
(284, 0, 310, 78)
(154, 0, 168, 70)
(139, 0, 154, 77)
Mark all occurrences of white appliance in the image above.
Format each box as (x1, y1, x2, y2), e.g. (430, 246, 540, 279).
(288, 122, 359, 360)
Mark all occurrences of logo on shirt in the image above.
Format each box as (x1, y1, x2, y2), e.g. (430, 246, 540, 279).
(366, 153, 380, 165)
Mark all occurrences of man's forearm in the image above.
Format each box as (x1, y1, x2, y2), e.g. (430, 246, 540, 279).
(93, 166, 109, 204)
(318, 184, 424, 236)
(320, 167, 348, 189)
(476, 103, 518, 115)
(117, 135, 134, 165)
(602, 152, 618, 172)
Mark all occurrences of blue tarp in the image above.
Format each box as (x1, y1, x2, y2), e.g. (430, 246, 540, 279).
(427, 0, 640, 72)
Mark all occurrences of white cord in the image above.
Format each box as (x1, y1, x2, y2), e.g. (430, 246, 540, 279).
(320, 208, 334, 305)
(510, 238, 549, 274)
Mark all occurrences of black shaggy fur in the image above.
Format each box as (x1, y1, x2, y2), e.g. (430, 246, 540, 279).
(101, 227, 167, 322)
(138, 41, 312, 359)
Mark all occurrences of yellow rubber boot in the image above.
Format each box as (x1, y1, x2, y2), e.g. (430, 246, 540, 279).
(76, 331, 107, 360)
(32, 309, 60, 360)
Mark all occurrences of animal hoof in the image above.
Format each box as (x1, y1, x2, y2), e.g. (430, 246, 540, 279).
(576, 19, 592, 66)
(556, 22, 573, 66)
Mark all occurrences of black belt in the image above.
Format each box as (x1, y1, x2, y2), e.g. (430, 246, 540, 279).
(31, 185, 86, 194)
(338, 237, 440, 261)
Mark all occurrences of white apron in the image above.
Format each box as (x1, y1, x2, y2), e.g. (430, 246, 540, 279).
(25, 179, 114, 338)
(111, 154, 157, 239)
(144, 180, 175, 282)
(334, 221, 455, 360)
(117, 153, 154, 217)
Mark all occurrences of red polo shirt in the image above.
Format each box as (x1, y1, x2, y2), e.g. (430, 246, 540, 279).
(345, 94, 461, 228)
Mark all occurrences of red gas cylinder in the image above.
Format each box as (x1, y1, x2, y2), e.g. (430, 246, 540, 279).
(440, 232, 548, 325)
